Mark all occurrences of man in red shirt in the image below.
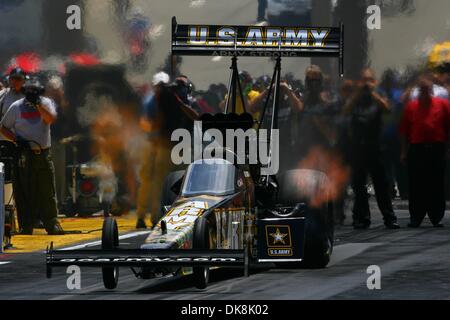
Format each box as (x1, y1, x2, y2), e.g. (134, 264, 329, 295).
(400, 75, 450, 228)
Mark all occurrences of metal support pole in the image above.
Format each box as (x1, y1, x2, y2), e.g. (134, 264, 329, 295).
(269, 58, 282, 146)
(258, 62, 278, 129)
(270, 57, 282, 132)
(225, 56, 246, 114)
(266, 57, 282, 184)
(224, 63, 234, 114)
(231, 57, 238, 113)
(0, 162, 5, 254)
(235, 62, 247, 113)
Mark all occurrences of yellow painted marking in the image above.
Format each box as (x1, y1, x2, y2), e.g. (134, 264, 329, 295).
(4, 213, 150, 254)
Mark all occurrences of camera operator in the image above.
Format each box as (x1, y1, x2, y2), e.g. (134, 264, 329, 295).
(136, 74, 199, 229)
(0, 79, 64, 235)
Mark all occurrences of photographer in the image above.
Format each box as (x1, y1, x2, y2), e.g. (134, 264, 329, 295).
(296, 65, 334, 160)
(136, 74, 198, 229)
(0, 79, 64, 235)
(344, 68, 400, 230)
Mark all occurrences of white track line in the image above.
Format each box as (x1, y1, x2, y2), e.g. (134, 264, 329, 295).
(59, 230, 151, 251)
(0, 262, 11, 265)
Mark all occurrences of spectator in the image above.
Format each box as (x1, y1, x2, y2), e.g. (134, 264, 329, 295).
(406, 71, 448, 101)
(322, 74, 339, 105)
(296, 65, 335, 161)
(379, 69, 408, 199)
(0, 68, 27, 121)
(249, 73, 303, 171)
(0, 79, 64, 235)
(332, 79, 355, 224)
(344, 68, 400, 230)
(45, 75, 68, 208)
(136, 74, 198, 229)
(399, 75, 450, 228)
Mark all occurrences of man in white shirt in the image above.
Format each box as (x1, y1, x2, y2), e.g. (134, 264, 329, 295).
(409, 83, 448, 100)
(0, 79, 64, 235)
(409, 71, 449, 100)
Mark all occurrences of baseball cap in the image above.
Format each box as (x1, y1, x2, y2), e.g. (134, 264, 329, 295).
(9, 67, 27, 80)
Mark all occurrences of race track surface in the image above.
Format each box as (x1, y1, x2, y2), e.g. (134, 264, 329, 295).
(1, 200, 450, 300)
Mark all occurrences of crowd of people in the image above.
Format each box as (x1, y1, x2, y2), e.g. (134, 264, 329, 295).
(0, 56, 448, 235)
(136, 61, 449, 230)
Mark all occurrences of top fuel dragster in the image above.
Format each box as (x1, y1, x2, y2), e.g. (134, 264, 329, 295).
(46, 17, 344, 290)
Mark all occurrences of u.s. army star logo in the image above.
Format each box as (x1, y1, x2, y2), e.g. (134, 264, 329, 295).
(269, 228, 288, 245)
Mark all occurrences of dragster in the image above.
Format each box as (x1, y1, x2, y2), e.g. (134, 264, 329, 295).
(46, 17, 344, 290)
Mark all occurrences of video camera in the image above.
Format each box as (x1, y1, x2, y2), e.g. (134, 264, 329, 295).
(160, 77, 193, 105)
(23, 79, 45, 106)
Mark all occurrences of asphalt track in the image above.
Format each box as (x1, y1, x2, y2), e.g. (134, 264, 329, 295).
(1, 200, 450, 300)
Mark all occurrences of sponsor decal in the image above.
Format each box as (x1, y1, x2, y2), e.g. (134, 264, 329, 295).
(180, 26, 331, 48)
(172, 23, 342, 60)
(268, 248, 293, 256)
(265, 225, 293, 257)
(266, 225, 291, 247)
(161, 201, 208, 229)
(56, 257, 238, 263)
(144, 201, 209, 246)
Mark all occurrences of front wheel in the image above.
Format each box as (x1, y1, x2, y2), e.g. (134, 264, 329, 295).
(192, 218, 211, 289)
(102, 217, 119, 289)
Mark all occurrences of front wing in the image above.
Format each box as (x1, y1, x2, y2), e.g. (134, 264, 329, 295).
(46, 244, 249, 277)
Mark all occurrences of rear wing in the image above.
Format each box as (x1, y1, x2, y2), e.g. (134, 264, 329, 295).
(171, 17, 344, 76)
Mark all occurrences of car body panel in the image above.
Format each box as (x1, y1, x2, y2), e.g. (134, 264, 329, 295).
(142, 191, 253, 253)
